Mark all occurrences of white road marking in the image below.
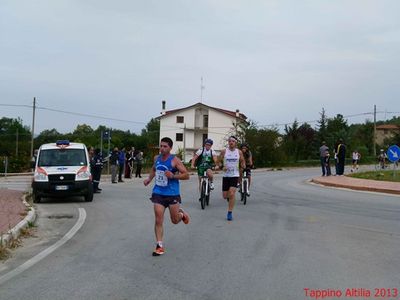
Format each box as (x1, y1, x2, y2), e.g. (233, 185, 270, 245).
(0, 207, 86, 285)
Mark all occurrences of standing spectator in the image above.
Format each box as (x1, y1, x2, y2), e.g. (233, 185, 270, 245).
(319, 141, 329, 176)
(336, 139, 346, 175)
(118, 147, 126, 182)
(324, 150, 331, 176)
(91, 148, 104, 192)
(31, 149, 38, 172)
(333, 141, 339, 175)
(124, 147, 134, 178)
(351, 150, 361, 172)
(135, 150, 144, 178)
(109, 147, 119, 183)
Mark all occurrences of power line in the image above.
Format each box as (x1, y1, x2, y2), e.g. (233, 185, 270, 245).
(0, 103, 149, 125)
(1, 103, 399, 131)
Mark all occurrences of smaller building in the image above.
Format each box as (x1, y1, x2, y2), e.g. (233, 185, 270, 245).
(376, 124, 400, 146)
(158, 102, 247, 162)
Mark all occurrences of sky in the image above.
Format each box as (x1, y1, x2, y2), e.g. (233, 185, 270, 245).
(1, 0, 399, 134)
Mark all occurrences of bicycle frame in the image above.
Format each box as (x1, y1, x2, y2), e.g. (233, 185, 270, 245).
(241, 171, 248, 192)
(201, 171, 209, 196)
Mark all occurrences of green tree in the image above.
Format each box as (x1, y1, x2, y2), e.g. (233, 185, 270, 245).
(34, 129, 65, 148)
(317, 107, 328, 142)
(0, 117, 31, 172)
(243, 121, 282, 167)
(326, 114, 350, 148)
(142, 118, 160, 147)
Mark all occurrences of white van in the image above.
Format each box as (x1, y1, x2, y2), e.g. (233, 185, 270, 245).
(32, 140, 93, 203)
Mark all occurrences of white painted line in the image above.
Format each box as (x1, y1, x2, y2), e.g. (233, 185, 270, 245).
(0, 208, 86, 285)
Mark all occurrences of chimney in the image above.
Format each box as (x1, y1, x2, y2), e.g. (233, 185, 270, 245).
(161, 100, 166, 115)
(236, 109, 240, 118)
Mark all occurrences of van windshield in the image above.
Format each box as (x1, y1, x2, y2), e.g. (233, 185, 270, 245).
(38, 149, 87, 167)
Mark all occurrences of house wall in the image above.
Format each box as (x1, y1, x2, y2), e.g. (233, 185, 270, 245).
(159, 105, 244, 162)
(376, 129, 399, 146)
(208, 109, 239, 151)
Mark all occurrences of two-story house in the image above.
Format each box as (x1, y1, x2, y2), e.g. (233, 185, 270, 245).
(158, 102, 247, 162)
(376, 124, 400, 146)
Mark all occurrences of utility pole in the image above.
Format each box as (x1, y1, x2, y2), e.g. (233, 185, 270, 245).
(16, 128, 19, 157)
(100, 130, 103, 157)
(108, 132, 111, 175)
(200, 77, 205, 103)
(183, 123, 186, 163)
(30, 97, 36, 158)
(373, 104, 376, 157)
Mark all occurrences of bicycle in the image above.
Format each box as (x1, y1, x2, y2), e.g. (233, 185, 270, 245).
(375, 157, 387, 171)
(199, 170, 211, 209)
(239, 170, 249, 205)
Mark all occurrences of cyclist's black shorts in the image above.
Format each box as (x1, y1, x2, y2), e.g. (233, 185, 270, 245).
(222, 177, 239, 191)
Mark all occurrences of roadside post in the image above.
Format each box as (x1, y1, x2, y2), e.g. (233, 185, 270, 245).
(387, 145, 400, 178)
(3, 156, 8, 177)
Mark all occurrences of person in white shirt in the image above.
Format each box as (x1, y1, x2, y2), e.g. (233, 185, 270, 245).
(218, 136, 246, 221)
(351, 150, 361, 172)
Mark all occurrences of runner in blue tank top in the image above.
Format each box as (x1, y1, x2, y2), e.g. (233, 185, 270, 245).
(144, 137, 190, 256)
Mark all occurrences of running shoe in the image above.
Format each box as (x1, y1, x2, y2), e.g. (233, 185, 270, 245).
(179, 208, 190, 224)
(152, 244, 165, 256)
(209, 182, 215, 190)
(227, 211, 233, 221)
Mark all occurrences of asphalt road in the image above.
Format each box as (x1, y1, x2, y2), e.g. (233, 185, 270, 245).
(0, 168, 399, 300)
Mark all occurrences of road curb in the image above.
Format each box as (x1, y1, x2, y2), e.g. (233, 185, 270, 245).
(0, 193, 36, 247)
(311, 178, 400, 196)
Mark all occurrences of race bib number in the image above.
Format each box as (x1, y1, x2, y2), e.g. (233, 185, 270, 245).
(226, 167, 235, 176)
(155, 170, 168, 187)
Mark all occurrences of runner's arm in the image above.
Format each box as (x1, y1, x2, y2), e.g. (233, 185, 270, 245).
(169, 157, 189, 180)
(248, 152, 253, 168)
(218, 149, 225, 169)
(143, 155, 157, 186)
(239, 150, 246, 170)
(212, 153, 219, 168)
(191, 152, 199, 169)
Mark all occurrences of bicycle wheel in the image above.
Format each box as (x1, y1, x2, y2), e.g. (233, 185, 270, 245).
(200, 180, 206, 209)
(206, 189, 210, 206)
(243, 179, 247, 205)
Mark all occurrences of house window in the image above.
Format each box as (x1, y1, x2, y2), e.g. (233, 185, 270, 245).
(384, 129, 388, 134)
(176, 133, 183, 141)
(203, 134, 208, 142)
(203, 115, 209, 128)
(176, 116, 184, 123)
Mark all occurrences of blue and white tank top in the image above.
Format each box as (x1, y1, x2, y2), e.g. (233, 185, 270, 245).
(224, 148, 240, 177)
(153, 154, 180, 196)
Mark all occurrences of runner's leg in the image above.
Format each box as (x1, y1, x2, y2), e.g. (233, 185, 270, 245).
(228, 186, 236, 211)
(169, 203, 183, 224)
(154, 204, 166, 242)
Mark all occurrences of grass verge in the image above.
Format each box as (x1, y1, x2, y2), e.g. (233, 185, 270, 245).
(348, 170, 400, 182)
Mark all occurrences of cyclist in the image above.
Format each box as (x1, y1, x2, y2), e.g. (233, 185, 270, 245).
(240, 143, 253, 196)
(378, 149, 387, 169)
(191, 139, 218, 196)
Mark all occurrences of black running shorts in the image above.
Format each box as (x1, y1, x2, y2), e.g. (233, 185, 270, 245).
(222, 177, 239, 191)
(150, 193, 181, 208)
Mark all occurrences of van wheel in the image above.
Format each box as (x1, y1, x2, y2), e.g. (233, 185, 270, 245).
(85, 185, 94, 202)
(32, 189, 41, 203)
